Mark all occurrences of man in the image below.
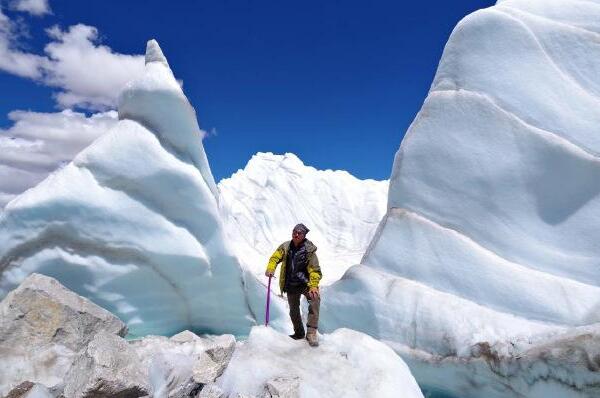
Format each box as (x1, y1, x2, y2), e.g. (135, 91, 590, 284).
(265, 223, 322, 347)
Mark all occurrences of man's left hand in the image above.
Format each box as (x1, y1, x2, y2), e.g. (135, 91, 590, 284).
(308, 287, 320, 300)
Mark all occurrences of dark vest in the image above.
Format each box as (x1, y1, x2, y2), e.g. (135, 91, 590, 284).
(284, 240, 309, 291)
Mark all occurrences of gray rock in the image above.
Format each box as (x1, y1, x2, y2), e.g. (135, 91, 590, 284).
(203, 335, 236, 370)
(62, 331, 149, 398)
(4, 382, 53, 398)
(192, 335, 236, 384)
(132, 334, 198, 398)
(131, 332, 236, 397)
(195, 383, 225, 398)
(147, 350, 199, 398)
(191, 352, 224, 385)
(0, 273, 127, 396)
(262, 376, 300, 398)
(169, 330, 202, 343)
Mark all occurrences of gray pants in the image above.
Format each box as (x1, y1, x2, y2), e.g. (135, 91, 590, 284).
(286, 286, 320, 335)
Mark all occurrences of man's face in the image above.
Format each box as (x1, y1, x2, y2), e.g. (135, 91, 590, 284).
(292, 229, 305, 246)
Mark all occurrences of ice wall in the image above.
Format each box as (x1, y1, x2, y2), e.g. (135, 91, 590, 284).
(323, 0, 600, 396)
(0, 40, 257, 337)
(218, 152, 387, 285)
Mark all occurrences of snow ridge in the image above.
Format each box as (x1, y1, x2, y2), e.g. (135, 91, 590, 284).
(218, 152, 388, 285)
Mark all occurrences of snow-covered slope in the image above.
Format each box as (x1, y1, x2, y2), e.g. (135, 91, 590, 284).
(323, 0, 600, 396)
(218, 152, 387, 285)
(217, 326, 424, 398)
(0, 40, 258, 337)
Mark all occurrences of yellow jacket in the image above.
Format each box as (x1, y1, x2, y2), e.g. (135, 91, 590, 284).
(266, 239, 321, 294)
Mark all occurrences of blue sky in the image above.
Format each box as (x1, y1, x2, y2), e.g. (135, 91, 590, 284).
(0, 0, 496, 197)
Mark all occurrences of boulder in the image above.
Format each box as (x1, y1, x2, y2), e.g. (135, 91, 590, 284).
(262, 376, 300, 398)
(62, 332, 149, 398)
(131, 331, 236, 398)
(0, 273, 127, 395)
(195, 383, 225, 398)
(192, 335, 236, 384)
(4, 382, 53, 398)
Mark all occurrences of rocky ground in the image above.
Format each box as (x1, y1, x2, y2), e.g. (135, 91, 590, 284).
(0, 273, 265, 398)
(0, 273, 424, 398)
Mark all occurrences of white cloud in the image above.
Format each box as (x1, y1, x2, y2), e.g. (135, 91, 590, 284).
(42, 24, 145, 110)
(0, 3, 146, 208)
(0, 6, 47, 78)
(0, 109, 118, 208)
(0, 7, 144, 110)
(9, 0, 51, 16)
(0, 37, 47, 78)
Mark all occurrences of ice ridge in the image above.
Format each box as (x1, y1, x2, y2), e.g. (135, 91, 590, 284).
(0, 41, 255, 337)
(145, 39, 170, 67)
(323, 0, 600, 396)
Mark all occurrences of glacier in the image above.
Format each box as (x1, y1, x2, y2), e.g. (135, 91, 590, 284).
(322, 0, 600, 397)
(0, 40, 262, 338)
(218, 151, 387, 285)
(1, 0, 599, 396)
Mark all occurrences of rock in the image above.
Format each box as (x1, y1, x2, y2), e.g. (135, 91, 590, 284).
(192, 335, 236, 384)
(147, 349, 199, 398)
(4, 382, 53, 398)
(4, 381, 35, 398)
(203, 335, 237, 371)
(262, 377, 300, 398)
(195, 383, 225, 398)
(62, 331, 149, 398)
(169, 330, 202, 343)
(191, 352, 225, 385)
(131, 332, 235, 398)
(0, 273, 127, 396)
(133, 334, 199, 397)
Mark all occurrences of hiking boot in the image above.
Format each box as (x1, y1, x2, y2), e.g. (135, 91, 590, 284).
(306, 327, 319, 347)
(289, 332, 305, 340)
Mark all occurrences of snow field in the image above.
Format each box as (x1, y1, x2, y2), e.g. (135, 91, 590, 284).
(217, 326, 424, 398)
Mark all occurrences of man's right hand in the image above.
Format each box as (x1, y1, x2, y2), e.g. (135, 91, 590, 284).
(265, 270, 274, 277)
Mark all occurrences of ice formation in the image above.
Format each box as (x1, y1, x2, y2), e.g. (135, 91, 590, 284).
(0, 40, 258, 337)
(218, 152, 387, 285)
(217, 326, 424, 398)
(2, 0, 599, 395)
(322, 0, 600, 396)
(1, 274, 424, 398)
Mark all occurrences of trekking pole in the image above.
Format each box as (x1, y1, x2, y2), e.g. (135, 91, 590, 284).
(265, 275, 272, 326)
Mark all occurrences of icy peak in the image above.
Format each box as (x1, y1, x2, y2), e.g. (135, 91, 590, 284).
(244, 152, 305, 173)
(145, 39, 169, 68)
(118, 40, 218, 198)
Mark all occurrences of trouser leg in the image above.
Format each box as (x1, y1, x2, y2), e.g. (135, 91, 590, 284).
(287, 291, 304, 335)
(303, 289, 320, 330)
